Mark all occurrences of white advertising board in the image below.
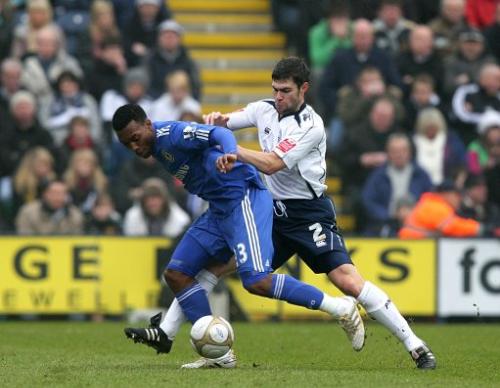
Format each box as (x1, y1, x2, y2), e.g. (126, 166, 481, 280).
(438, 239, 500, 317)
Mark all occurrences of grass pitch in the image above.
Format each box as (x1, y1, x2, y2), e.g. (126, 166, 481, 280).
(1, 321, 499, 387)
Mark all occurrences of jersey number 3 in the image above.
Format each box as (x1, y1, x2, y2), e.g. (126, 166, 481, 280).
(236, 243, 248, 265)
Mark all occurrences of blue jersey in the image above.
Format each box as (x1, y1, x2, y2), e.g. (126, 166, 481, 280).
(151, 121, 265, 215)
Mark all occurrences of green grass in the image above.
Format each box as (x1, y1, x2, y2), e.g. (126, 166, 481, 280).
(1, 321, 499, 387)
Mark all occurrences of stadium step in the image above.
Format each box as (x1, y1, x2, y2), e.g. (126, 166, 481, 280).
(176, 13, 273, 32)
(190, 49, 283, 69)
(201, 69, 270, 84)
(184, 32, 285, 49)
(169, 0, 270, 13)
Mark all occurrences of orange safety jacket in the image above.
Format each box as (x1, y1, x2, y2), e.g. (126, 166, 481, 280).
(399, 193, 481, 239)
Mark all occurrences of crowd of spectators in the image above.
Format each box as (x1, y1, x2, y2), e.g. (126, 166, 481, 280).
(274, 0, 500, 236)
(0, 0, 498, 239)
(0, 0, 199, 238)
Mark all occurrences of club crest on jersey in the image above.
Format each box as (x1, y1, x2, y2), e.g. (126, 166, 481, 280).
(264, 127, 271, 134)
(301, 112, 311, 122)
(161, 151, 174, 162)
(277, 138, 297, 153)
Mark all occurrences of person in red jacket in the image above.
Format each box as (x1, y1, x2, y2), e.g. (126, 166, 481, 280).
(399, 180, 500, 238)
(465, 0, 499, 29)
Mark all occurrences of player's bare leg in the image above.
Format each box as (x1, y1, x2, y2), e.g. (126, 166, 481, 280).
(328, 263, 436, 369)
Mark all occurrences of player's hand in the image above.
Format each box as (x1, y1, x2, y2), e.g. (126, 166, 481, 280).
(216, 153, 237, 173)
(204, 112, 230, 127)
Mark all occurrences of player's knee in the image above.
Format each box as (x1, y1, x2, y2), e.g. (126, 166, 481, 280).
(241, 274, 272, 296)
(164, 269, 191, 292)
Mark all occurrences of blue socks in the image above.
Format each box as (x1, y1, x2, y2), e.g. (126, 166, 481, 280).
(175, 282, 211, 323)
(271, 274, 324, 309)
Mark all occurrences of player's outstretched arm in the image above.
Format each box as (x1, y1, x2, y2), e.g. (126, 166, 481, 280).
(237, 145, 286, 175)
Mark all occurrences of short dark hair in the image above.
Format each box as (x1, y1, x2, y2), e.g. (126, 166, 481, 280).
(112, 104, 147, 132)
(272, 57, 310, 87)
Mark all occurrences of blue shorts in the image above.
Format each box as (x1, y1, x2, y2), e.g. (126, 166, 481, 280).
(167, 187, 274, 277)
(271, 195, 353, 274)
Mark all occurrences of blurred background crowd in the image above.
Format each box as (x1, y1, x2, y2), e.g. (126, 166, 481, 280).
(0, 0, 499, 239)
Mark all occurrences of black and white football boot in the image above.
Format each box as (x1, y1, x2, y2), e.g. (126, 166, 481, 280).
(124, 312, 173, 354)
(410, 344, 436, 369)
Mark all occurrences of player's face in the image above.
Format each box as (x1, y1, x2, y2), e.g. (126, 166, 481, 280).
(272, 78, 308, 116)
(118, 119, 155, 158)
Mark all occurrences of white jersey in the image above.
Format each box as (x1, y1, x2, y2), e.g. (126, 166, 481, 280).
(227, 99, 327, 200)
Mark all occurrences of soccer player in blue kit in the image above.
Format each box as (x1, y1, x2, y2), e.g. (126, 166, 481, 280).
(146, 57, 436, 370)
(113, 104, 364, 368)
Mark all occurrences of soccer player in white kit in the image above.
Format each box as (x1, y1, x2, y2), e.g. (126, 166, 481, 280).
(153, 57, 436, 369)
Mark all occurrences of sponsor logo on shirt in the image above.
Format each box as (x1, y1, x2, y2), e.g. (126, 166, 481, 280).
(161, 151, 174, 162)
(174, 164, 189, 181)
(277, 138, 297, 154)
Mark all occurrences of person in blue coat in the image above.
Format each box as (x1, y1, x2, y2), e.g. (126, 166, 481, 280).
(361, 133, 433, 235)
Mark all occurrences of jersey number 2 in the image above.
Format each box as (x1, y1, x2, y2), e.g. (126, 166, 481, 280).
(308, 223, 326, 246)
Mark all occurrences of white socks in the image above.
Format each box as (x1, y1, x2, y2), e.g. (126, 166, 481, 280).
(319, 293, 353, 318)
(357, 281, 423, 351)
(159, 269, 219, 339)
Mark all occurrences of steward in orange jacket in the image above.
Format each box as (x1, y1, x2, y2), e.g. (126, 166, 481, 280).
(399, 182, 482, 238)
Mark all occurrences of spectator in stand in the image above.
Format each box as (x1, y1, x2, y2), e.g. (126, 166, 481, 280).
(15, 180, 84, 235)
(331, 66, 404, 151)
(75, 0, 122, 77)
(271, 0, 325, 60)
(399, 179, 500, 238)
(38, 70, 102, 146)
(123, 177, 190, 237)
(348, 0, 439, 23)
(483, 3, 500, 63)
(319, 18, 401, 121)
(361, 133, 433, 235)
(21, 24, 83, 101)
(110, 155, 176, 214)
(429, 0, 468, 58)
(150, 70, 201, 122)
(397, 25, 443, 96)
(123, 0, 171, 67)
(340, 97, 399, 193)
(0, 91, 56, 178)
(100, 67, 153, 148)
(11, 0, 54, 59)
(308, 1, 352, 74)
(0, 58, 23, 114)
(458, 173, 500, 223)
(403, 74, 442, 131)
(59, 116, 103, 170)
(85, 192, 122, 235)
(373, 0, 415, 57)
(413, 107, 466, 186)
(146, 19, 201, 100)
(0, 0, 15, 60)
(465, 0, 498, 29)
(451, 63, 500, 145)
(63, 149, 108, 215)
(467, 109, 500, 174)
(443, 27, 496, 100)
(12, 146, 57, 213)
(86, 36, 127, 101)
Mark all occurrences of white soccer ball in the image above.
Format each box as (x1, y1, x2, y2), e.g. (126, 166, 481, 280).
(190, 315, 234, 359)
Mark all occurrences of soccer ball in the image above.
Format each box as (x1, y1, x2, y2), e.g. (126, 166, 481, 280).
(190, 315, 234, 359)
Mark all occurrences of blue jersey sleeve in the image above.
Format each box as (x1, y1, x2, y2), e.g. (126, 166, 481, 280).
(209, 126, 237, 154)
(166, 122, 237, 154)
